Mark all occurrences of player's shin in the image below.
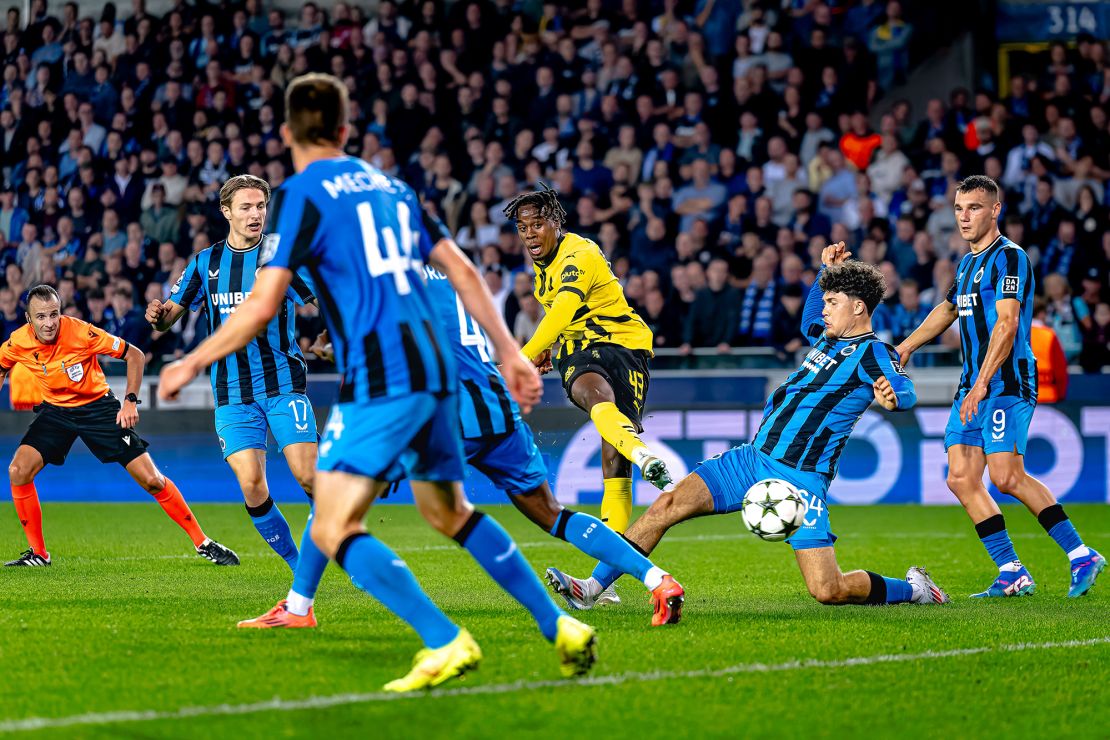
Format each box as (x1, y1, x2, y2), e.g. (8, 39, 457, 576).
(550, 509, 667, 589)
(1037, 503, 1090, 560)
(287, 506, 329, 616)
(590, 402, 649, 464)
(455, 510, 564, 641)
(246, 496, 299, 570)
(152, 477, 206, 546)
(335, 532, 459, 648)
(11, 482, 47, 557)
(600, 477, 632, 533)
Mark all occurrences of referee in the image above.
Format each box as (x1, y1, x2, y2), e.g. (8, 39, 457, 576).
(1, 285, 238, 566)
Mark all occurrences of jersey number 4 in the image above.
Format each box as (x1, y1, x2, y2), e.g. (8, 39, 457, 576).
(357, 200, 421, 295)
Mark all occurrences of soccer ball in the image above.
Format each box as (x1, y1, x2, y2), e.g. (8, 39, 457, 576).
(740, 479, 808, 542)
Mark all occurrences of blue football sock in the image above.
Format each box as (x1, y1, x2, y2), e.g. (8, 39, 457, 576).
(246, 497, 298, 570)
(336, 533, 458, 649)
(1037, 504, 1085, 557)
(589, 561, 622, 589)
(864, 571, 914, 604)
(457, 511, 563, 642)
(552, 511, 654, 585)
(291, 507, 329, 600)
(974, 514, 1019, 568)
(882, 576, 914, 603)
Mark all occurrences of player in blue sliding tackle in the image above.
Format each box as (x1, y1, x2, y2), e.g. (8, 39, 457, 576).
(159, 73, 596, 692)
(146, 174, 317, 571)
(897, 175, 1104, 598)
(248, 212, 686, 630)
(547, 243, 952, 610)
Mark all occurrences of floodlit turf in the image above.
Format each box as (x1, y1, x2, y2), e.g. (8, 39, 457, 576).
(0, 503, 1107, 738)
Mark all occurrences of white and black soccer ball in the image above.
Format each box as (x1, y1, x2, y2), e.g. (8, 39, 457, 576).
(740, 479, 808, 542)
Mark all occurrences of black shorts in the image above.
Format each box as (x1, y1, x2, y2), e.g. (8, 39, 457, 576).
(558, 343, 651, 431)
(20, 394, 149, 467)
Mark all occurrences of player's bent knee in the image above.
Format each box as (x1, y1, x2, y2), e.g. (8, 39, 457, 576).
(8, 461, 32, 486)
(988, 470, 1022, 494)
(809, 580, 850, 605)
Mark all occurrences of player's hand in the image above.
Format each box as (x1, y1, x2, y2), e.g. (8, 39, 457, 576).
(116, 399, 139, 428)
(960, 383, 988, 425)
(158, 358, 199, 402)
(145, 298, 168, 326)
(309, 330, 334, 363)
(820, 241, 851, 268)
(534, 348, 553, 374)
(872, 377, 898, 411)
(503, 351, 543, 414)
(894, 342, 914, 368)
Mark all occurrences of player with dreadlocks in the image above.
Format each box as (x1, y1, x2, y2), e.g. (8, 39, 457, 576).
(505, 183, 672, 609)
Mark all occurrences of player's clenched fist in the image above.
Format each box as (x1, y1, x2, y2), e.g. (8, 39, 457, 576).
(872, 376, 898, 410)
(820, 241, 852, 268)
(146, 298, 169, 326)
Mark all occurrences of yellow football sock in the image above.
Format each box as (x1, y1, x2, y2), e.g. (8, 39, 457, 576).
(601, 477, 633, 534)
(589, 402, 648, 462)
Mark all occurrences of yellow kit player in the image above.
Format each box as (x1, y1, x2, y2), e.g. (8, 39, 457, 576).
(505, 184, 671, 555)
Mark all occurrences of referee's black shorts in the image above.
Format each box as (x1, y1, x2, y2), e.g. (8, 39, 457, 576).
(20, 394, 149, 467)
(558, 342, 651, 432)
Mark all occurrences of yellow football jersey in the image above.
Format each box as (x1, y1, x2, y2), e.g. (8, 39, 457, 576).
(530, 232, 654, 358)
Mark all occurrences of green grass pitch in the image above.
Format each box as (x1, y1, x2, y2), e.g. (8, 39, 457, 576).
(0, 503, 1107, 738)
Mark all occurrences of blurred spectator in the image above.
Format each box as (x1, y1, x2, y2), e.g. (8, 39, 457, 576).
(681, 258, 741, 353)
(1080, 302, 1110, 372)
(1044, 272, 1092, 361)
(1031, 298, 1069, 403)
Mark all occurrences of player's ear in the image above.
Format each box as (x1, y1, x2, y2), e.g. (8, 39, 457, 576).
(279, 123, 292, 147)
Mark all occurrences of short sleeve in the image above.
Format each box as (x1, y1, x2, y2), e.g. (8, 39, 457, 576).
(993, 247, 1031, 303)
(289, 268, 316, 306)
(169, 254, 204, 311)
(945, 276, 958, 305)
(84, 322, 128, 359)
(260, 186, 322, 271)
(0, 339, 18, 370)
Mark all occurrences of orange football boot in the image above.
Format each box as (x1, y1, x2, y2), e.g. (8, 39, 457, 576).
(650, 575, 685, 626)
(237, 599, 317, 628)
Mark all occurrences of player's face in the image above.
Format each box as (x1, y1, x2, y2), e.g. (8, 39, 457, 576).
(821, 291, 863, 339)
(222, 187, 267, 244)
(27, 296, 61, 343)
(953, 189, 1001, 244)
(515, 204, 559, 261)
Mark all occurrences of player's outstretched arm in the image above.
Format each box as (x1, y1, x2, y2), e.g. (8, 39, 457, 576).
(158, 267, 292, 400)
(861, 343, 916, 411)
(802, 241, 852, 343)
(429, 237, 542, 413)
(895, 301, 957, 366)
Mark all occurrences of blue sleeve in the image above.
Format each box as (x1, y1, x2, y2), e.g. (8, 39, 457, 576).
(857, 342, 917, 410)
(800, 268, 826, 345)
(288, 267, 316, 306)
(416, 199, 452, 261)
(259, 185, 322, 271)
(168, 254, 204, 311)
(992, 248, 1031, 304)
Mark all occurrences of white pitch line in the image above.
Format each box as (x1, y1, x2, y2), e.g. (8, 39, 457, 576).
(1, 636, 1107, 733)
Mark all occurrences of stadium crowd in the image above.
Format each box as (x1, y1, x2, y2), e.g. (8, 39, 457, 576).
(0, 0, 1107, 372)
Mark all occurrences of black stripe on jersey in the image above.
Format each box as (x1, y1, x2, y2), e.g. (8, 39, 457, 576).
(308, 263, 347, 370)
(802, 426, 835, 471)
(585, 318, 611, 338)
(178, 266, 203, 310)
(760, 340, 840, 453)
(597, 314, 634, 323)
(572, 305, 590, 323)
(254, 320, 281, 396)
(363, 331, 387, 398)
(1018, 357, 1034, 401)
(463, 379, 494, 437)
(490, 373, 515, 432)
(826, 435, 849, 475)
(290, 272, 315, 303)
(399, 322, 427, 392)
(859, 342, 884, 382)
(954, 259, 975, 389)
(558, 286, 586, 300)
(273, 193, 322, 268)
(784, 380, 855, 465)
(422, 320, 449, 392)
(208, 243, 230, 406)
(228, 250, 256, 404)
(420, 207, 453, 244)
(805, 323, 823, 340)
(766, 365, 809, 422)
(968, 259, 991, 387)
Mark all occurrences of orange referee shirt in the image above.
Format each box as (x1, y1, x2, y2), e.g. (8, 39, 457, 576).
(0, 316, 129, 407)
(1030, 323, 1068, 404)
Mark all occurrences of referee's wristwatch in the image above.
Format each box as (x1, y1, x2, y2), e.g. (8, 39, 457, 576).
(125, 393, 142, 405)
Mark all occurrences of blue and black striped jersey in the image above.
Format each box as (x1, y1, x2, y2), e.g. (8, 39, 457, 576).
(169, 238, 314, 406)
(753, 270, 918, 477)
(422, 265, 520, 439)
(946, 236, 1037, 401)
(258, 156, 454, 404)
